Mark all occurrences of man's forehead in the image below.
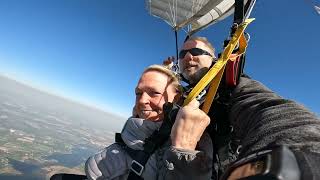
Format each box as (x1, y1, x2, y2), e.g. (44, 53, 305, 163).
(183, 40, 208, 49)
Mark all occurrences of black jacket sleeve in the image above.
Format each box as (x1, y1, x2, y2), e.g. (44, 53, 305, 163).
(229, 77, 320, 179)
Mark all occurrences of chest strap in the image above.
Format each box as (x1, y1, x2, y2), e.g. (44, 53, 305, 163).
(115, 103, 180, 180)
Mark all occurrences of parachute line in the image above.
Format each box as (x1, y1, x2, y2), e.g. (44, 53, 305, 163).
(175, 0, 178, 26)
(167, 1, 174, 26)
(166, 0, 178, 27)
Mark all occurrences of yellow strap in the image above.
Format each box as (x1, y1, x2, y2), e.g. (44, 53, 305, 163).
(201, 65, 226, 113)
(183, 18, 254, 109)
(201, 23, 250, 113)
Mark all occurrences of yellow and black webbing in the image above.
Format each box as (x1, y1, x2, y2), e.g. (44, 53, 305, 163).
(183, 18, 254, 114)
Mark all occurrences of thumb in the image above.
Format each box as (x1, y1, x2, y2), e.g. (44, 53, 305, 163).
(186, 99, 200, 109)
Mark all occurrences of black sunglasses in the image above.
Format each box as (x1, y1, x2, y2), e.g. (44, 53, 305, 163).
(179, 48, 212, 59)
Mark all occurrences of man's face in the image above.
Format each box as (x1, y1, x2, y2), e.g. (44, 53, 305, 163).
(135, 70, 177, 121)
(179, 40, 214, 85)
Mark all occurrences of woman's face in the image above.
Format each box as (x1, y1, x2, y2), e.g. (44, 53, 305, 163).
(135, 70, 178, 121)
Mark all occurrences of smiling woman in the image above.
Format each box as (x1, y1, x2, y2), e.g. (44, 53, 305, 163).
(0, 1, 319, 180)
(84, 65, 210, 180)
(134, 65, 182, 121)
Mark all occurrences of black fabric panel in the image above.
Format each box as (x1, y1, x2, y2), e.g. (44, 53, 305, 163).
(228, 77, 320, 179)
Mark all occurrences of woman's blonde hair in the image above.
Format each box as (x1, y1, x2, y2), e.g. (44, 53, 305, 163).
(143, 64, 182, 94)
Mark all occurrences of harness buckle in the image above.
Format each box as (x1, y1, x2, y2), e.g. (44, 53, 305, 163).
(130, 160, 144, 176)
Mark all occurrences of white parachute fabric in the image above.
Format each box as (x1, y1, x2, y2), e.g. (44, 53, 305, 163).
(146, 0, 237, 34)
(146, 0, 210, 28)
(305, 0, 320, 15)
(315, 5, 320, 14)
(189, 0, 235, 34)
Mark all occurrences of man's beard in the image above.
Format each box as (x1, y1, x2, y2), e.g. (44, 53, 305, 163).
(182, 67, 210, 85)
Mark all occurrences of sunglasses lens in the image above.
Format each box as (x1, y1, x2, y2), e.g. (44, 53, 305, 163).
(179, 48, 212, 59)
(179, 50, 187, 59)
(189, 48, 203, 56)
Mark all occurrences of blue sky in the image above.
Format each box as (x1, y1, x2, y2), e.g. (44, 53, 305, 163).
(0, 0, 319, 120)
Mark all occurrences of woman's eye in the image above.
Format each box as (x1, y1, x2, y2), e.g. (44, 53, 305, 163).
(151, 91, 162, 96)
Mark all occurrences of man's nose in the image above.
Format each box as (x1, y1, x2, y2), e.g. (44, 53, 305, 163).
(182, 52, 193, 61)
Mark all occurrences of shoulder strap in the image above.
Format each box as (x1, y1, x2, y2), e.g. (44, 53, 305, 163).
(115, 103, 180, 180)
(115, 133, 148, 180)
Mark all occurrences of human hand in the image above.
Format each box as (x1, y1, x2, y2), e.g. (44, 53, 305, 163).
(163, 56, 175, 69)
(170, 99, 210, 150)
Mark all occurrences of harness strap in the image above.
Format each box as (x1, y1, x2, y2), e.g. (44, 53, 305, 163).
(115, 103, 179, 180)
(183, 18, 254, 112)
(126, 149, 150, 179)
(115, 134, 148, 180)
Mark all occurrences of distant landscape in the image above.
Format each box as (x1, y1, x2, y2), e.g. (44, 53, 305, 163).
(0, 75, 126, 179)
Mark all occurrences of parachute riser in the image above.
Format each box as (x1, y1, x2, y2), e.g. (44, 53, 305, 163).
(227, 0, 256, 48)
(234, 0, 256, 25)
(222, 0, 256, 86)
(183, 18, 254, 108)
(201, 18, 254, 113)
(184, 0, 256, 111)
(198, 1, 257, 112)
(199, 0, 257, 112)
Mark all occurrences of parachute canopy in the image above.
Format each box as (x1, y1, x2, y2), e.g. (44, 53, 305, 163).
(146, 0, 250, 35)
(315, 5, 320, 14)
